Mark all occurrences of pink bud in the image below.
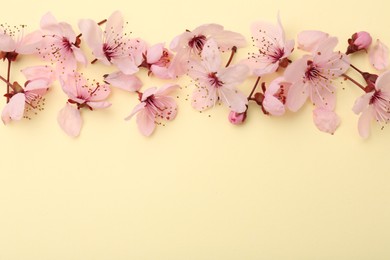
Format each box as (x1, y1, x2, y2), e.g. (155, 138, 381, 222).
(346, 31, 372, 54)
(228, 111, 247, 125)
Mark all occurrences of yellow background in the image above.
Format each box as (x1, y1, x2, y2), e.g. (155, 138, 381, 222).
(1, 0, 390, 259)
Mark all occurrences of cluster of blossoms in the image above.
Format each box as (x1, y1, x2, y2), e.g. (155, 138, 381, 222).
(1, 11, 389, 138)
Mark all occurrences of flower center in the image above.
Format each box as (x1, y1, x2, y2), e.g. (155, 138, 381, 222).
(305, 60, 325, 81)
(103, 42, 121, 61)
(62, 37, 73, 52)
(208, 72, 223, 88)
(188, 35, 207, 54)
(274, 84, 287, 104)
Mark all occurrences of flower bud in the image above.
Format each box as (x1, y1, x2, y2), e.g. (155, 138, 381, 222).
(228, 110, 247, 125)
(346, 31, 372, 54)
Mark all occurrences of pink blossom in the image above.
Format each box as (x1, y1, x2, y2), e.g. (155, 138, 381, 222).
(246, 16, 294, 76)
(228, 111, 247, 125)
(297, 30, 329, 53)
(262, 77, 290, 116)
(169, 24, 246, 77)
(125, 84, 179, 136)
(285, 37, 349, 112)
(140, 43, 174, 79)
(188, 39, 248, 113)
(312, 108, 340, 134)
(352, 70, 390, 138)
(2, 66, 55, 124)
(78, 11, 146, 74)
(58, 73, 111, 137)
(0, 23, 42, 61)
(39, 12, 87, 74)
(346, 31, 372, 54)
(369, 39, 389, 71)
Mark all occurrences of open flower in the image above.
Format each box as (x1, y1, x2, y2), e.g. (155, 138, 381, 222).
(285, 37, 349, 112)
(125, 84, 179, 136)
(262, 77, 290, 116)
(169, 24, 246, 77)
(352, 70, 390, 138)
(0, 24, 42, 61)
(246, 16, 294, 76)
(39, 12, 87, 74)
(188, 39, 248, 113)
(58, 73, 111, 137)
(139, 43, 174, 79)
(2, 66, 55, 124)
(78, 11, 146, 74)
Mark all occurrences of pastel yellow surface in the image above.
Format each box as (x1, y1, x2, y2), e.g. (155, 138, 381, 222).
(1, 0, 390, 259)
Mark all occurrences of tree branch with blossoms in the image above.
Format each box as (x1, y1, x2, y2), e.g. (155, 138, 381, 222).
(1, 11, 389, 139)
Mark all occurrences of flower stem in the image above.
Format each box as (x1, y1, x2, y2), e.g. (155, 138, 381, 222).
(342, 73, 366, 92)
(248, 76, 261, 100)
(350, 63, 364, 75)
(0, 74, 14, 89)
(6, 60, 11, 103)
(225, 46, 237, 67)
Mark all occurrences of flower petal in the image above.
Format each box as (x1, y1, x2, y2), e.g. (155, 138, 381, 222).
(155, 84, 180, 96)
(147, 43, 164, 64)
(201, 39, 221, 72)
(352, 92, 374, 114)
(136, 108, 156, 136)
(0, 34, 16, 52)
(297, 30, 329, 53)
(78, 19, 103, 56)
(104, 72, 142, 92)
(218, 87, 248, 113)
(312, 108, 340, 134)
(57, 103, 83, 137)
(16, 31, 42, 55)
(369, 39, 389, 71)
(286, 81, 309, 112)
(263, 95, 285, 116)
(358, 107, 373, 139)
(87, 101, 111, 109)
(112, 57, 139, 75)
(191, 87, 217, 111)
(104, 11, 124, 42)
(218, 64, 249, 89)
(125, 102, 146, 121)
(1, 93, 26, 124)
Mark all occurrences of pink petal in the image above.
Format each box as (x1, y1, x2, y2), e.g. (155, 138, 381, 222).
(136, 108, 156, 136)
(310, 83, 336, 110)
(88, 84, 111, 101)
(127, 38, 148, 66)
(154, 96, 178, 121)
(125, 102, 146, 120)
(24, 79, 50, 92)
(369, 39, 389, 71)
(212, 29, 247, 51)
(40, 12, 58, 29)
(358, 107, 373, 139)
(352, 92, 374, 114)
(191, 87, 217, 111)
(201, 39, 221, 72)
(57, 103, 83, 137)
(286, 82, 309, 112)
(155, 84, 180, 97)
(263, 95, 285, 116)
(284, 56, 309, 83)
(169, 34, 182, 52)
(193, 24, 224, 36)
(147, 43, 164, 64)
(0, 34, 16, 52)
(21, 65, 56, 82)
(112, 57, 139, 75)
(218, 64, 249, 88)
(312, 108, 341, 134)
(1, 93, 26, 124)
(78, 19, 103, 56)
(150, 65, 172, 79)
(104, 72, 142, 92)
(375, 70, 390, 92)
(72, 46, 87, 65)
(87, 101, 111, 109)
(16, 31, 42, 55)
(218, 87, 248, 113)
(251, 21, 283, 48)
(104, 11, 124, 41)
(141, 87, 158, 101)
(297, 30, 329, 52)
(168, 49, 191, 77)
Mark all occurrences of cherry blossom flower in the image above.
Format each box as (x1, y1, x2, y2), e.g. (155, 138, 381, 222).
(39, 12, 87, 74)
(285, 37, 350, 112)
(1, 66, 55, 124)
(58, 73, 111, 137)
(78, 11, 146, 74)
(246, 16, 294, 76)
(346, 31, 372, 55)
(312, 108, 340, 134)
(0, 23, 42, 61)
(369, 39, 389, 71)
(352, 70, 390, 138)
(188, 39, 249, 113)
(139, 43, 174, 79)
(297, 30, 329, 53)
(169, 24, 246, 77)
(262, 77, 290, 116)
(125, 84, 179, 136)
